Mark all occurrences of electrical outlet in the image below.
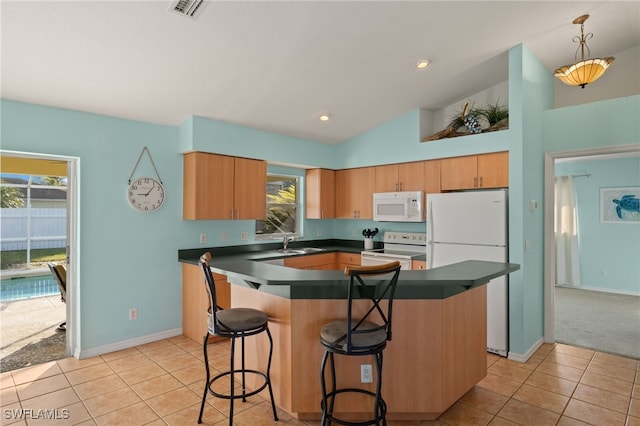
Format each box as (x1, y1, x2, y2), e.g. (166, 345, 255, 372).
(361, 364, 373, 383)
(352, 229, 357, 237)
(317, 229, 322, 237)
(129, 308, 138, 320)
(200, 233, 207, 244)
(221, 232, 227, 242)
(240, 231, 248, 240)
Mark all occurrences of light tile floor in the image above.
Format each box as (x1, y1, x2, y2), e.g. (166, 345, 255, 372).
(1, 337, 638, 425)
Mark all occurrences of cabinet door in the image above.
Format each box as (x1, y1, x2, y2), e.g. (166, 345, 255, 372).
(423, 159, 441, 195)
(353, 167, 375, 219)
(440, 156, 478, 191)
(398, 162, 424, 192)
(338, 252, 361, 271)
(183, 152, 234, 220)
(335, 169, 356, 218)
(234, 157, 267, 220)
(336, 167, 374, 219)
(306, 169, 335, 219)
(477, 152, 509, 188)
(374, 164, 399, 192)
(284, 253, 338, 269)
(412, 260, 427, 270)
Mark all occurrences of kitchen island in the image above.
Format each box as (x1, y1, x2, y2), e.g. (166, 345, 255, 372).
(179, 246, 519, 421)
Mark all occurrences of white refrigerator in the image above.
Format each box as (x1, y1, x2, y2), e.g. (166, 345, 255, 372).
(427, 190, 508, 356)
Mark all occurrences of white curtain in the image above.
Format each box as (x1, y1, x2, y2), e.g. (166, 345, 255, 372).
(554, 176, 581, 286)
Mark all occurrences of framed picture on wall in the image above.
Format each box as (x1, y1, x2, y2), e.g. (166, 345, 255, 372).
(600, 187, 640, 223)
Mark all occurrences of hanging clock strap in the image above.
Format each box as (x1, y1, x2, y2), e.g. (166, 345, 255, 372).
(128, 146, 163, 184)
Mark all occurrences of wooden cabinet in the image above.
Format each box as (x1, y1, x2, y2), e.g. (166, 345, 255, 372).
(413, 260, 427, 270)
(284, 253, 338, 270)
(423, 159, 441, 195)
(305, 169, 335, 219)
(440, 151, 508, 191)
(338, 252, 361, 270)
(335, 167, 375, 219)
(182, 263, 229, 343)
(183, 152, 267, 220)
(374, 162, 424, 193)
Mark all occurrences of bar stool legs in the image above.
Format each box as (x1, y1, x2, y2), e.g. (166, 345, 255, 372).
(198, 329, 278, 425)
(320, 349, 387, 426)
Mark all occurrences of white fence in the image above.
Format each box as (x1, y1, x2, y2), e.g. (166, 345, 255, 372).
(0, 208, 67, 251)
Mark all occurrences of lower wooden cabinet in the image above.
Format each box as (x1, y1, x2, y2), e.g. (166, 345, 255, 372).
(338, 252, 361, 271)
(413, 260, 427, 270)
(182, 263, 229, 343)
(284, 252, 337, 270)
(283, 252, 361, 271)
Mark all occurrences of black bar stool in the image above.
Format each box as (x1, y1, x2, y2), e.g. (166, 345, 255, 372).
(319, 261, 401, 426)
(197, 252, 278, 425)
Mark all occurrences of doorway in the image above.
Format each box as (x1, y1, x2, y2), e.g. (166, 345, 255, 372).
(544, 145, 640, 358)
(0, 150, 79, 368)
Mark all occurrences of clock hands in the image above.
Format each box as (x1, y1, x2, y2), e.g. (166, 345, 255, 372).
(138, 181, 155, 197)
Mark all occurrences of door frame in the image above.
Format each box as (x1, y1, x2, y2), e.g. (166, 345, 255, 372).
(543, 144, 640, 343)
(0, 150, 80, 358)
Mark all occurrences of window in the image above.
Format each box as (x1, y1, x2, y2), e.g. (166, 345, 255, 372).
(255, 174, 298, 237)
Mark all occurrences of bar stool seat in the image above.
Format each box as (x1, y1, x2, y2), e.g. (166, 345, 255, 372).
(197, 252, 278, 425)
(320, 261, 401, 426)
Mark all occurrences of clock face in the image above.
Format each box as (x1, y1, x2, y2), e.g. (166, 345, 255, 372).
(127, 177, 165, 212)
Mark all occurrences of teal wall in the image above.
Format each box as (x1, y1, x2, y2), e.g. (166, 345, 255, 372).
(2, 43, 639, 358)
(1, 101, 183, 350)
(505, 44, 554, 357)
(555, 157, 640, 294)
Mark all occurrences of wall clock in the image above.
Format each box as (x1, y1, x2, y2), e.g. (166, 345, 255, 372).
(127, 146, 165, 212)
(127, 176, 165, 212)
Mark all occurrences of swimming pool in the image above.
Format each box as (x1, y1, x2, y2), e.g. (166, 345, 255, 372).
(0, 275, 60, 302)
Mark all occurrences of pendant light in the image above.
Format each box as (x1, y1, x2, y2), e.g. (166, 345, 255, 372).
(554, 14, 615, 88)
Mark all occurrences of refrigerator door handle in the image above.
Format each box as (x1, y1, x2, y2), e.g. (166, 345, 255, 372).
(427, 200, 434, 269)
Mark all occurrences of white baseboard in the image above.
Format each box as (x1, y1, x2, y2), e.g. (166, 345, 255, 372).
(507, 337, 544, 363)
(74, 328, 183, 359)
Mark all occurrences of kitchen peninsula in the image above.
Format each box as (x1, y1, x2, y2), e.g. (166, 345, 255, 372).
(179, 244, 519, 421)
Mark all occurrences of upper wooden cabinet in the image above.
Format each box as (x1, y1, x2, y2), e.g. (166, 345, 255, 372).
(305, 169, 335, 219)
(440, 151, 508, 191)
(374, 162, 424, 193)
(423, 159, 442, 195)
(335, 167, 375, 219)
(183, 152, 267, 220)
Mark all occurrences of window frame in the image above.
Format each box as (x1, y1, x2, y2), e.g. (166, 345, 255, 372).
(255, 173, 301, 240)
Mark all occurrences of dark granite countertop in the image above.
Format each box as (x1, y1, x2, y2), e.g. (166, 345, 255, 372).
(178, 240, 519, 300)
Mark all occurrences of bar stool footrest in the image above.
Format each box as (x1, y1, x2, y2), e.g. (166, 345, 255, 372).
(207, 369, 269, 401)
(321, 388, 387, 426)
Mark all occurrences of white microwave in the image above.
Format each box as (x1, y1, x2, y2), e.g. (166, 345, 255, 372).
(373, 191, 424, 222)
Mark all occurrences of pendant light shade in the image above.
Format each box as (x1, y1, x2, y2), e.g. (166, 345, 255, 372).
(554, 14, 614, 88)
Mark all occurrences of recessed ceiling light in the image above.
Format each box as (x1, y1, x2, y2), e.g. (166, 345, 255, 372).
(319, 114, 331, 122)
(416, 59, 430, 70)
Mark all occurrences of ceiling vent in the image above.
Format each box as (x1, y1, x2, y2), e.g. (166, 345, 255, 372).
(168, 0, 206, 20)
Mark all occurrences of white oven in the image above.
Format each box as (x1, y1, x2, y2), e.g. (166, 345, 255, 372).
(360, 231, 426, 270)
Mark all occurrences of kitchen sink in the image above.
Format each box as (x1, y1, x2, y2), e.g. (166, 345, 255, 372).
(275, 247, 327, 255)
(300, 247, 327, 253)
(277, 248, 307, 255)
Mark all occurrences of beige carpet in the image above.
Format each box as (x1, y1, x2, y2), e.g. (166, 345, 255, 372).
(554, 286, 640, 359)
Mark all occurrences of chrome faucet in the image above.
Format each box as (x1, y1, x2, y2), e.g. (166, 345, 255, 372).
(283, 233, 293, 249)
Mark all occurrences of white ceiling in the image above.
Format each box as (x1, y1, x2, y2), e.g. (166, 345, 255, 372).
(2, 1, 639, 144)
